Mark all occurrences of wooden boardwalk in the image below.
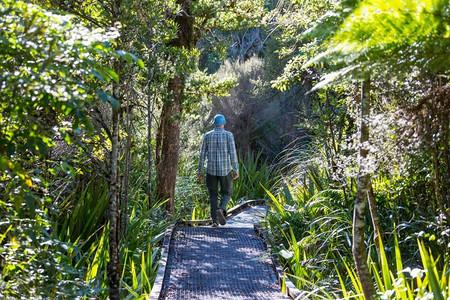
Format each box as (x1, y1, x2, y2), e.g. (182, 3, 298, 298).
(150, 202, 299, 299)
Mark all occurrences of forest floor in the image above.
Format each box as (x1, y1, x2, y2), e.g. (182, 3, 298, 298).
(150, 205, 291, 299)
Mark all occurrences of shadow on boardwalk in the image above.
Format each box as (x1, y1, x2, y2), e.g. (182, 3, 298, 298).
(150, 204, 294, 300)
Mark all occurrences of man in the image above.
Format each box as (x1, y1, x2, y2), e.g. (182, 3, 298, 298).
(198, 114, 239, 227)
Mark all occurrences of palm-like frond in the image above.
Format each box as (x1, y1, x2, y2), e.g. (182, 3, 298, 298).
(307, 0, 450, 86)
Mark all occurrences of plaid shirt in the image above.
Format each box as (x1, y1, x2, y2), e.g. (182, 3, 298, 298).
(198, 128, 239, 176)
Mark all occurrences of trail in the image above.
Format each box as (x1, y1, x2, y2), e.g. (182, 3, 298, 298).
(150, 204, 296, 299)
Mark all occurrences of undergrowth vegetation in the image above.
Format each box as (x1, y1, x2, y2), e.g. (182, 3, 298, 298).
(1, 0, 448, 298)
(262, 146, 449, 299)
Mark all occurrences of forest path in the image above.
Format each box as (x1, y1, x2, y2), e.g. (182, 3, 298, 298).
(150, 204, 293, 299)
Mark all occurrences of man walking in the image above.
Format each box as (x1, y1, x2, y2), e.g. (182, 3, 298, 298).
(198, 114, 239, 227)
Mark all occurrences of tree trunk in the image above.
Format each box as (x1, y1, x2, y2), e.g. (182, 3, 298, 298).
(353, 78, 377, 300)
(147, 45, 154, 209)
(107, 105, 121, 300)
(108, 2, 123, 297)
(154, 0, 196, 214)
(155, 76, 183, 214)
(368, 178, 383, 260)
(121, 95, 132, 238)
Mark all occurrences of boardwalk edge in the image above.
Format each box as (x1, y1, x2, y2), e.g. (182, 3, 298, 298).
(254, 224, 303, 300)
(148, 224, 176, 300)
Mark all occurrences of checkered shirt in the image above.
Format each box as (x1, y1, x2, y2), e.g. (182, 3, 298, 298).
(198, 128, 239, 176)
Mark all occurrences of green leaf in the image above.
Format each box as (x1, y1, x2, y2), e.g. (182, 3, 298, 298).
(418, 240, 444, 300)
(90, 70, 106, 81)
(96, 89, 119, 109)
(131, 260, 138, 290)
(105, 68, 119, 82)
(24, 193, 36, 215)
(13, 194, 23, 211)
(64, 133, 72, 144)
(137, 59, 145, 69)
(86, 226, 108, 282)
(0, 156, 8, 170)
(116, 49, 144, 67)
(127, 52, 139, 62)
(116, 50, 127, 57)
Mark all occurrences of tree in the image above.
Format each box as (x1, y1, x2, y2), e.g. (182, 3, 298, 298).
(154, 0, 197, 213)
(33, 0, 159, 297)
(352, 78, 377, 299)
(154, 0, 265, 214)
(0, 1, 122, 297)
(304, 0, 449, 297)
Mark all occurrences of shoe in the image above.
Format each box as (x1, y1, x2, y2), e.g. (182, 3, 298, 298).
(216, 209, 226, 225)
(211, 222, 219, 227)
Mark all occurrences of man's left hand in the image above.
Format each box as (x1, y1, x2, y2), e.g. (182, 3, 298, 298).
(232, 173, 239, 180)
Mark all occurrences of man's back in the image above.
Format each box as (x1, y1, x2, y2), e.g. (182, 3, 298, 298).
(198, 127, 238, 177)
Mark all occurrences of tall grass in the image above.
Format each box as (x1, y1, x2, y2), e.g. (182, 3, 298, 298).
(264, 176, 450, 299)
(336, 233, 450, 299)
(120, 188, 167, 299)
(52, 175, 109, 254)
(233, 151, 275, 200)
(46, 173, 170, 298)
(264, 184, 352, 295)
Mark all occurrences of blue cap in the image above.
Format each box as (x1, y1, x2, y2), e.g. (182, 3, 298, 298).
(212, 114, 226, 126)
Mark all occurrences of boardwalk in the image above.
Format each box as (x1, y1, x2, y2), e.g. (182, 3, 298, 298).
(150, 204, 294, 300)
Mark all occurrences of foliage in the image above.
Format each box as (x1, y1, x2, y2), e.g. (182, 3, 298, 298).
(1, 0, 449, 298)
(0, 1, 150, 298)
(52, 175, 109, 251)
(264, 181, 353, 294)
(0, 0, 118, 186)
(338, 234, 450, 300)
(233, 151, 275, 200)
(306, 0, 450, 88)
(264, 169, 450, 298)
(0, 1, 118, 297)
(119, 180, 168, 299)
(268, 0, 342, 91)
(206, 56, 309, 160)
(191, 0, 266, 32)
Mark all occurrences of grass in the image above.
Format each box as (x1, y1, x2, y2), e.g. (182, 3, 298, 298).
(264, 175, 450, 299)
(45, 172, 171, 298)
(53, 176, 107, 238)
(234, 151, 275, 200)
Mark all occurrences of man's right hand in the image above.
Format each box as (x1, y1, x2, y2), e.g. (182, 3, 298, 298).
(198, 174, 204, 182)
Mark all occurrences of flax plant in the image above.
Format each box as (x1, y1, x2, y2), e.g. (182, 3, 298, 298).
(234, 151, 275, 200)
(266, 181, 450, 299)
(49, 173, 169, 298)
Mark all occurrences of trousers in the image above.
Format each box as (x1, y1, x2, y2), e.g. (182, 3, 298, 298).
(206, 172, 233, 223)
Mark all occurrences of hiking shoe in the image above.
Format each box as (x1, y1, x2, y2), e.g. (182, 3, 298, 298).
(216, 209, 226, 225)
(211, 222, 219, 227)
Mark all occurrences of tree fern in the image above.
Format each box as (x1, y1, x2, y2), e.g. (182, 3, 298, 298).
(307, 0, 450, 87)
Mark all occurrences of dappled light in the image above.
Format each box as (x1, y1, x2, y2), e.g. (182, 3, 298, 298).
(1, 0, 448, 299)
